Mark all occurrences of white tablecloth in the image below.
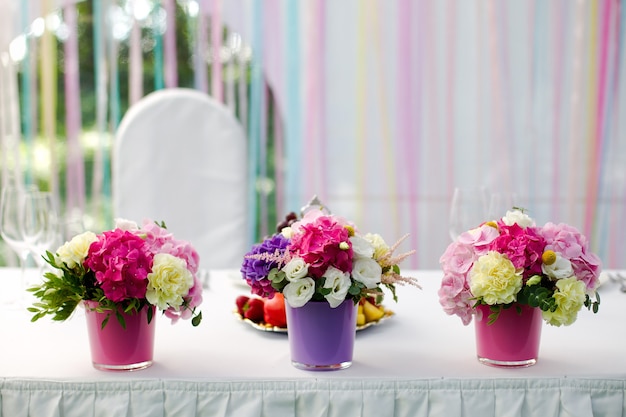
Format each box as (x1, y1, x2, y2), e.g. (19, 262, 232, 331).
(1, 269, 625, 416)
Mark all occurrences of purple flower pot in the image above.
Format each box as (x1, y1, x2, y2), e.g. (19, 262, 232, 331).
(474, 303, 542, 367)
(84, 301, 156, 371)
(285, 300, 357, 371)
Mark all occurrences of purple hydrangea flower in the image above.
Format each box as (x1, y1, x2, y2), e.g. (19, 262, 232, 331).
(240, 234, 290, 298)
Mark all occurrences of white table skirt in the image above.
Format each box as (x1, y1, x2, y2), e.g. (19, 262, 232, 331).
(1, 268, 625, 417)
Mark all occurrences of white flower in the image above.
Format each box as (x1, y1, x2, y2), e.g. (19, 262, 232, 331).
(55, 231, 98, 269)
(146, 253, 194, 310)
(542, 255, 574, 280)
(280, 226, 293, 239)
(114, 218, 139, 231)
(282, 258, 309, 281)
(350, 235, 375, 259)
(501, 209, 535, 228)
(352, 257, 382, 289)
(322, 266, 351, 308)
(283, 277, 315, 308)
(364, 233, 390, 259)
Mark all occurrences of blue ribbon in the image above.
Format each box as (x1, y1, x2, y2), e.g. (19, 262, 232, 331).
(285, 0, 302, 214)
(247, 0, 263, 244)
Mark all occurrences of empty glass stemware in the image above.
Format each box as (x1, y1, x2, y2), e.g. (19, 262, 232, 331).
(0, 185, 36, 304)
(448, 186, 489, 241)
(27, 191, 60, 276)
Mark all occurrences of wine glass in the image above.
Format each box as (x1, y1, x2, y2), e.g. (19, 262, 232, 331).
(0, 185, 37, 305)
(448, 186, 488, 241)
(487, 192, 519, 222)
(26, 191, 60, 277)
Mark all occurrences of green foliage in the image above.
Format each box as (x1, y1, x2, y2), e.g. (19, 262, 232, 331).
(27, 251, 96, 323)
(269, 269, 288, 292)
(27, 251, 187, 329)
(584, 292, 600, 314)
(516, 284, 557, 312)
(475, 277, 602, 326)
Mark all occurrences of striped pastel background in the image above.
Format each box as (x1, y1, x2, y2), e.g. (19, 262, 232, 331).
(0, 0, 624, 269)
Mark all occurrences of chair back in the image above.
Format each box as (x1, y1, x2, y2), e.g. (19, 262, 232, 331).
(113, 88, 248, 269)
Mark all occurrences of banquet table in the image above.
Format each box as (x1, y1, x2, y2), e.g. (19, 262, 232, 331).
(1, 268, 625, 417)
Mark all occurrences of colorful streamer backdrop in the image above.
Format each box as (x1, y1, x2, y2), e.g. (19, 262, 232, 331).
(1, 0, 625, 270)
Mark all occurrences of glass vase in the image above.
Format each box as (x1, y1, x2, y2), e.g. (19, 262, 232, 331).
(474, 303, 542, 368)
(285, 299, 357, 371)
(84, 301, 156, 371)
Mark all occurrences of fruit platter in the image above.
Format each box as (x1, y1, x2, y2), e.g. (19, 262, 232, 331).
(234, 294, 394, 333)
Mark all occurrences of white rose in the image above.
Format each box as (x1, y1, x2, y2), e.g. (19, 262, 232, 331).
(55, 231, 98, 269)
(351, 257, 382, 289)
(282, 258, 309, 281)
(114, 218, 139, 231)
(501, 209, 535, 228)
(350, 235, 375, 259)
(283, 277, 315, 308)
(322, 266, 351, 308)
(542, 255, 574, 280)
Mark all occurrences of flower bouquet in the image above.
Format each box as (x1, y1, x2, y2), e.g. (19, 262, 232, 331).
(240, 200, 419, 370)
(28, 219, 203, 370)
(439, 208, 601, 366)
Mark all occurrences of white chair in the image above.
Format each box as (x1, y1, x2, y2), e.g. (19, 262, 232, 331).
(112, 88, 248, 269)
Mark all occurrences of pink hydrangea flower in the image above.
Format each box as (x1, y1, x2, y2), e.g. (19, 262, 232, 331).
(458, 224, 500, 255)
(85, 229, 153, 302)
(541, 222, 602, 289)
(488, 223, 546, 278)
(288, 215, 353, 277)
(142, 220, 200, 274)
(439, 241, 476, 276)
(438, 272, 474, 325)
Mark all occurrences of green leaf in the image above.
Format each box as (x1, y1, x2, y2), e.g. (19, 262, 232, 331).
(192, 311, 202, 327)
(115, 311, 126, 330)
(348, 283, 362, 296)
(147, 306, 154, 324)
(101, 315, 110, 330)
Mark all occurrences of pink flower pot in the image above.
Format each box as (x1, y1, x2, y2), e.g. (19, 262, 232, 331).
(474, 303, 542, 368)
(285, 300, 357, 371)
(84, 301, 156, 371)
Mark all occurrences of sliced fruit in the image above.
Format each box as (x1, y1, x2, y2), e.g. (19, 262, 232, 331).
(362, 299, 385, 322)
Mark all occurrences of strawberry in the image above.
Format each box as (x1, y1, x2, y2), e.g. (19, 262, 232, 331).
(235, 295, 250, 316)
(263, 293, 287, 328)
(244, 298, 265, 323)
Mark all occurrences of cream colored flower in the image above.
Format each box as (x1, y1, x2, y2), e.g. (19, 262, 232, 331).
(280, 226, 293, 239)
(364, 233, 389, 260)
(55, 231, 98, 269)
(146, 253, 194, 310)
(282, 258, 309, 281)
(542, 277, 586, 326)
(501, 209, 535, 228)
(469, 252, 522, 305)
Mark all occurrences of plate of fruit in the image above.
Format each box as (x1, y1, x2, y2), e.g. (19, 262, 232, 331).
(234, 294, 393, 333)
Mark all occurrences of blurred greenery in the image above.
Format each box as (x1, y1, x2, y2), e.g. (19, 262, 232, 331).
(2, 0, 279, 266)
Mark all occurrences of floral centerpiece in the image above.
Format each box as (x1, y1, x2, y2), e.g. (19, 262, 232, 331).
(240, 208, 420, 309)
(439, 208, 601, 326)
(28, 219, 203, 327)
